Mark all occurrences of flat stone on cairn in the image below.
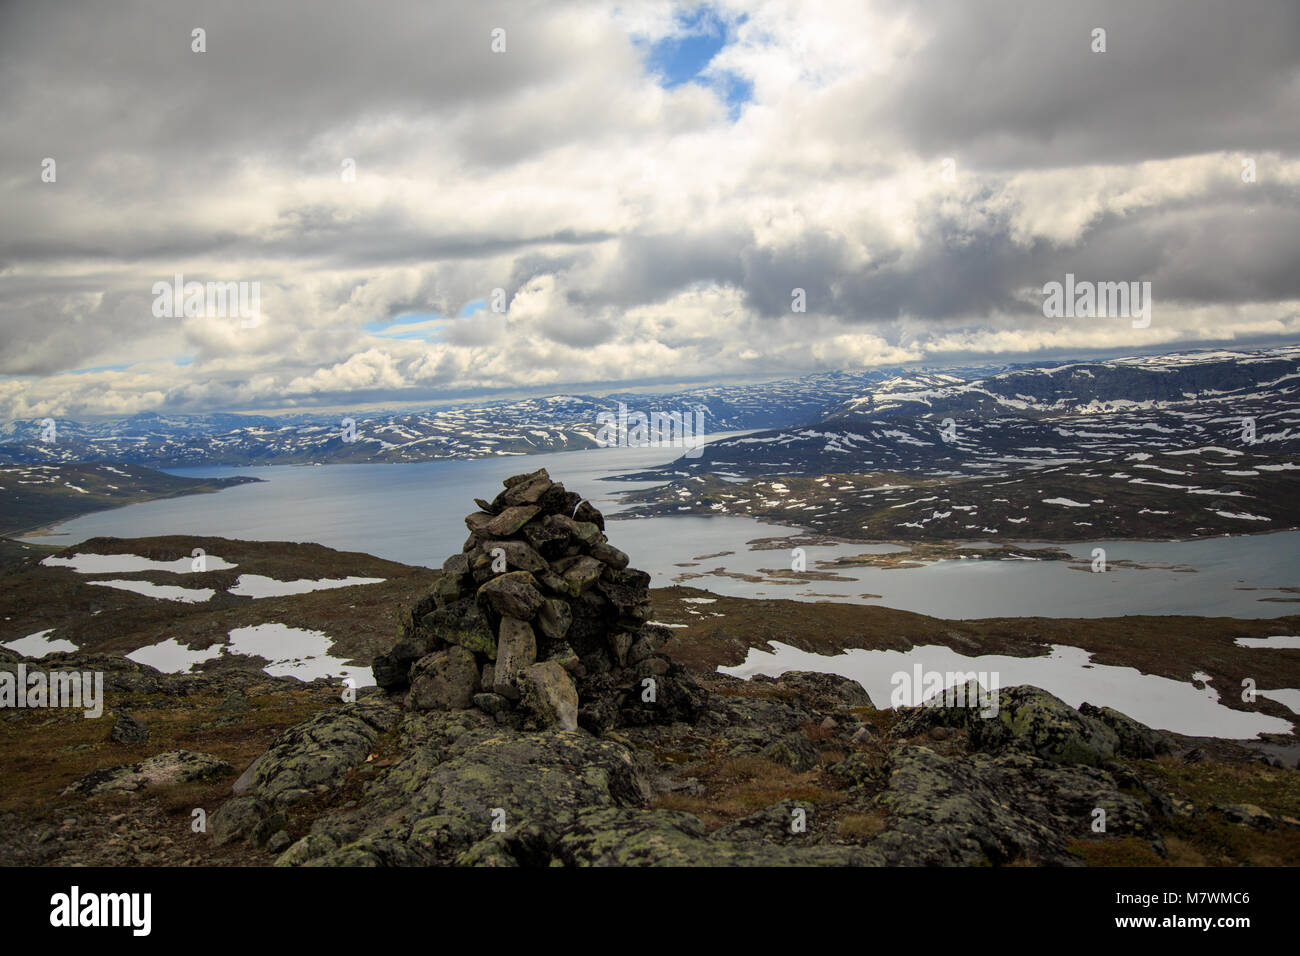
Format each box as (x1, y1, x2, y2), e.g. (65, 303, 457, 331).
(372, 468, 705, 732)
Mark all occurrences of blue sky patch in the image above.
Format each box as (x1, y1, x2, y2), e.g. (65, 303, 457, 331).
(640, 5, 752, 116)
(70, 363, 131, 375)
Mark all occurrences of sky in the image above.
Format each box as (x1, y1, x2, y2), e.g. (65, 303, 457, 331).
(2, 0, 1299, 419)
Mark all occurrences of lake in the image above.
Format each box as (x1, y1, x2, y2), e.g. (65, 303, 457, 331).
(22, 441, 1300, 619)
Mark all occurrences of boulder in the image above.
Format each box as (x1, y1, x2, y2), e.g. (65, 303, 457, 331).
(109, 712, 149, 745)
(424, 598, 495, 658)
(408, 647, 480, 711)
(518, 661, 579, 731)
(478, 571, 546, 621)
(485, 505, 541, 537)
(493, 616, 537, 700)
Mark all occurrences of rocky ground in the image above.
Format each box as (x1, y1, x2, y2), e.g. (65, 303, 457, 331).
(4, 651, 1298, 866)
(2, 468, 1298, 867)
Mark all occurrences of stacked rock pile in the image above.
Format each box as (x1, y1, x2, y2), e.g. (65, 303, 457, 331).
(372, 468, 705, 732)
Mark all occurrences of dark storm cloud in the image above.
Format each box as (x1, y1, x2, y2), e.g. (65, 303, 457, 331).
(857, 0, 1300, 168)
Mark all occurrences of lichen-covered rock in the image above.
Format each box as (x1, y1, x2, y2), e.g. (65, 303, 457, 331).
(485, 505, 541, 537)
(535, 598, 572, 642)
(210, 794, 268, 846)
(518, 661, 579, 731)
(895, 684, 1121, 767)
(762, 732, 820, 772)
(872, 744, 1154, 865)
(423, 598, 495, 658)
(477, 571, 545, 621)
(1079, 702, 1171, 758)
(473, 539, 548, 574)
(64, 750, 234, 797)
(229, 696, 400, 808)
(554, 808, 880, 866)
(492, 616, 536, 700)
(109, 712, 149, 745)
(408, 646, 480, 711)
(293, 714, 650, 866)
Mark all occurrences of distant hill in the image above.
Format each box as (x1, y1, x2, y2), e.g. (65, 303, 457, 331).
(0, 462, 261, 537)
(0, 370, 940, 467)
(620, 346, 1300, 480)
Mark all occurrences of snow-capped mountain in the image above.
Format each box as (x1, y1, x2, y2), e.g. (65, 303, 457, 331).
(0, 370, 906, 467)
(625, 347, 1300, 480)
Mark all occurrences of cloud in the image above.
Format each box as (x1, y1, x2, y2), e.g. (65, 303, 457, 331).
(1, 0, 1298, 418)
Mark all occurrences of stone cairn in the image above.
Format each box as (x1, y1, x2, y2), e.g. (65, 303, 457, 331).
(372, 468, 705, 732)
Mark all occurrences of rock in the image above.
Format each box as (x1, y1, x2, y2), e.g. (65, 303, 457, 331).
(554, 808, 876, 866)
(210, 795, 268, 846)
(464, 511, 496, 535)
(590, 541, 629, 569)
(250, 811, 289, 847)
(493, 617, 537, 700)
(522, 516, 572, 557)
(518, 661, 579, 731)
(266, 830, 292, 854)
(764, 671, 873, 710)
(109, 713, 149, 745)
(473, 693, 511, 716)
(423, 598, 495, 658)
(1078, 702, 1171, 758)
(573, 499, 605, 530)
(274, 833, 340, 867)
(535, 598, 573, 642)
(485, 505, 541, 537)
(872, 745, 1154, 865)
(372, 638, 425, 690)
(367, 472, 706, 739)
(763, 733, 820, 772)
(474, 539, 548, 574)
(556, 555, 604, 594)
(408, 647, 480, 711)
(432, 573, 464, 606)
(498, 470, 553, 507)
(442, 553, 471, 577)
(229, 697, 401, 807)
(64, 750, 234, 797)
(714, 800, 813, 844)
(894, 684, 1120, 767)
(546, 642, 582, 676)
(606, 628, 633, 667)
(291, 717, 650, 866)
(597, 567, 651, 612)
(477, 571, 545, 621)
(1214, 803, 1276, 830)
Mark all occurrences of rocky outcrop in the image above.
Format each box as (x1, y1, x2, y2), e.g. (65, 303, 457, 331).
(63, 750, 233, 797)
(204, 660, 1243, 867)
(892, 682, 1174, 766)
(371, 468, 705, 732)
